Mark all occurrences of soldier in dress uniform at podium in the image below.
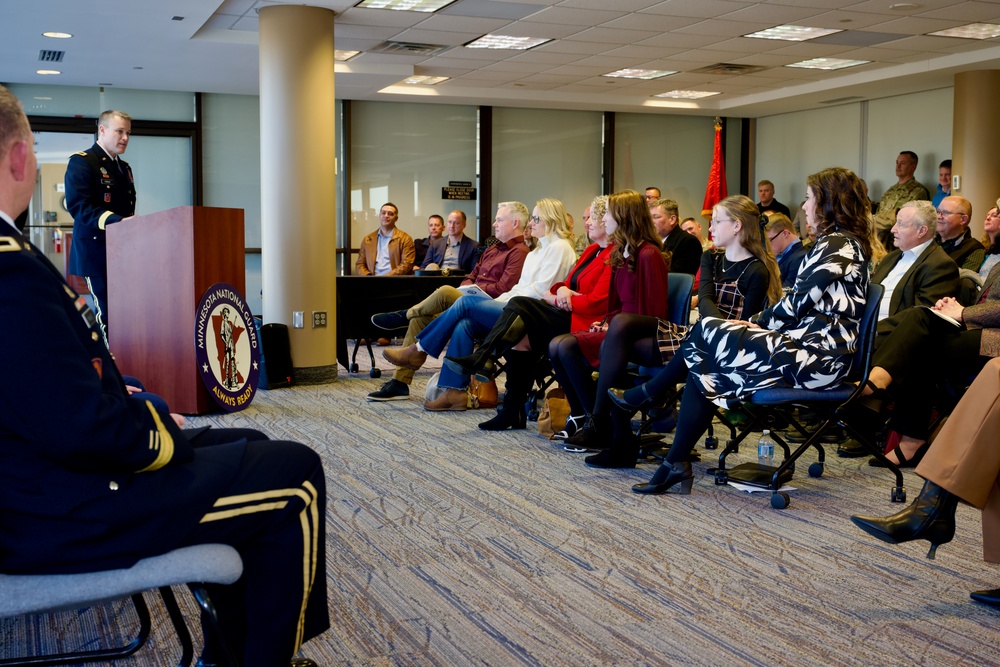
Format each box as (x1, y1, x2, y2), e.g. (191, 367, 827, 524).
(64, 109, 137, 344)
(0, 86, 327, 667)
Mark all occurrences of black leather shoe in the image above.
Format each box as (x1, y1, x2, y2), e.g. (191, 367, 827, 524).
(970, 588, 1000, 608)
(632, 460, 693, 495)
(564, 414, 611, 450)
(584, 446, 637, 469)
(850, 479, 958, 559)
(479, 405, 526, 431)
(837, 438, 869, 458)
(371, 310, 408, 330)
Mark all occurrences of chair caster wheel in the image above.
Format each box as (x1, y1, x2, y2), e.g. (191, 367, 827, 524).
(704, 436, 718, 450)
(370, 368, 381, 379)
(349, 363, 359, 373)
(771, 492, 790, 509)
(808, 462, 823, 478)
(714, 471, 729, 485)
(891, 487, 907, 503)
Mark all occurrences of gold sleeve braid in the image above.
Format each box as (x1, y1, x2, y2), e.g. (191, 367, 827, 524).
(136, 400, 175, 472)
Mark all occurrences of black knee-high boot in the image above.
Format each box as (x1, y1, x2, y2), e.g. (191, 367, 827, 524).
(445, 313, 526, 382)
(479, 350, 534, 431)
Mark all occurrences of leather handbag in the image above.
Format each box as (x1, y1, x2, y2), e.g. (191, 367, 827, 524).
(467, 376, 498, 409)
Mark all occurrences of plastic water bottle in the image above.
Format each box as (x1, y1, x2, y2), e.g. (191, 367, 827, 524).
(757, 430, 775, 466)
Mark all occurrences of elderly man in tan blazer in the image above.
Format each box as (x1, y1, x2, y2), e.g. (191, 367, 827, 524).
(852, 356, 1000, 608)
(356, 202, 415, 276)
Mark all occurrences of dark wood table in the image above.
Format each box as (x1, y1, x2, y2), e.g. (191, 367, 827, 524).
(336, 275, 465, 376)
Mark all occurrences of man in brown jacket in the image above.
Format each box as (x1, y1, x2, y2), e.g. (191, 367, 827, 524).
(356, 202, 415, 275)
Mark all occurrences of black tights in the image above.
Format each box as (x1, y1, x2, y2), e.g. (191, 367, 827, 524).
(634, 354, 717, 464)
(549, 314, 662, 419)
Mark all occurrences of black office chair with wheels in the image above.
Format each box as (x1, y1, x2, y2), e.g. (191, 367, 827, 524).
(709, 283, 903, 509)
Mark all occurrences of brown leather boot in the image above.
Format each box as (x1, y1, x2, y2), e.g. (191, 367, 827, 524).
(382, 344, 427, 370)
(424, 388, 467, 411)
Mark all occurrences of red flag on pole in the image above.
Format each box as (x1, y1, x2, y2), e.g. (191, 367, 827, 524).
(701, 117, 727, 220)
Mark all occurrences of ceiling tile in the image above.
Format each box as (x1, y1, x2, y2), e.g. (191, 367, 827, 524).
(599, 13, 702, 32)
(560, 26, 663, 44)
(392, 28, 485, 45)
(802, 10, 902, 31)
(603, 44, 687, 60)
(717, 3, 826, 24)
(559, 0, 662, 9)
(521, 6, 627, 25)
(863, 16, 970, 35)
(412, 15, 514, 33)
(641, 0, 757, 20)
(674, 18, 775, 37)
(635, 33, 721, 49)
(917, 1, 1000, 22)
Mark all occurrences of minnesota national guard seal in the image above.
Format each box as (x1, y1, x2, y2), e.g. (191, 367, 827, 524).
(194, 283, 260, 412)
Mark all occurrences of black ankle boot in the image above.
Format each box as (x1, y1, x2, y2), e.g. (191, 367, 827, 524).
(564, 414, 611, 450)
(632, 460, 694, 495)
(445, 314, 526, 382)
(850, 479, 959, 559)
(584, 439, 639, 468)
(479, 403, 527, 431)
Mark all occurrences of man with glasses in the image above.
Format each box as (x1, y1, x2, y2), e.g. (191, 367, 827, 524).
(936, 195, 984, 270)
(765, 213, 807, 288)
(644, 187, 661, 204)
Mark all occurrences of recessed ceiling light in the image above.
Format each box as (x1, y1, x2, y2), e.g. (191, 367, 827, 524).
(930, 23, 1000, 39)
(466, 35, 551, 50)
(36, 69, 61, 75)
(787, 58, 870, 70)
(355, 0, 457, 12)
(889, 3, 920, 9)
(402, 75, 449, 85)
(603, 68, 676, 80)
(33, 96, 53, 101)
(42, 32, 72, 39)
(745, 25, 842, 41)
(653, 90, 721, 99)
(335, 50, 360, 61)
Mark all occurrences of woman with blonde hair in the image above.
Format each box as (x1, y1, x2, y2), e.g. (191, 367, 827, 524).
(612, 167, 872, 493)
(548, 190, 670, 444)
(383, 198, 577, 411)
(570, 194, 782, 465)
(445, 196, 615, 430)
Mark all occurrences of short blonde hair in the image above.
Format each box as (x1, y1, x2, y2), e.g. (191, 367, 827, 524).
(534, 198, 573, 240)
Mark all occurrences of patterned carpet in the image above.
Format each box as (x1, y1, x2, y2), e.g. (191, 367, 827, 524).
(3, 348, 999, 666)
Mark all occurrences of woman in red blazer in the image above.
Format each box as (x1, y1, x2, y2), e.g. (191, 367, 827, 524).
(548, 190, 671, 443)
(445, 196, 615, 430)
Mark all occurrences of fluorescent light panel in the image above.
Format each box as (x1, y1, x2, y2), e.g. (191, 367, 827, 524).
(355, 0, 456, 12)
(929, 23, 1000, 40)
(466, 35, 551, 50)
(787, 58, 869, 70)
(42, 32, 72, 39)
(745, 25, 842, 41)
(603, 68, 676, 80)
(654, 90, 720, 99)
(36, 69, 61, 75)
(402, 75, 449, 85)
(335, 50, 360, 61)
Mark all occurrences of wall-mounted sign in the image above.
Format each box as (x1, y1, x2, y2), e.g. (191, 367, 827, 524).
(442, 180, 477, 200)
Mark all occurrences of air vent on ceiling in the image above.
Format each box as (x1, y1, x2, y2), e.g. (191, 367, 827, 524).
(371, 41, 451, 57)
(819, 96, 865, 105)
(691, 63, 768, 76)
(38, 50, 65, 63)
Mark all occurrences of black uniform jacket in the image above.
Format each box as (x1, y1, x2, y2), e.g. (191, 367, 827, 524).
(0, 229, 241, 575)
(65, 143, 136, 277)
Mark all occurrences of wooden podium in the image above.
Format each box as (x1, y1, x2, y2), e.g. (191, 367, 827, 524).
(107, 206, 245, 414)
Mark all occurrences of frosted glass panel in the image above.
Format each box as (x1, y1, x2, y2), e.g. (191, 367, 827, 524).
(492, 107, 602, 227)
(614, 113, 723, 222)
(8, 84, 196, 121)
(351, 101, 477, 245)
(125, 135, 193, 215)
(203, 93, 262, 247)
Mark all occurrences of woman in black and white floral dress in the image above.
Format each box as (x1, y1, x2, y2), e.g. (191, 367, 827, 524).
(609, 166, 874, 495)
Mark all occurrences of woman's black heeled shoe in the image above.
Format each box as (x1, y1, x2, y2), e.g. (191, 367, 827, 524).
(850, 479, 958, 559)
(478, 405, 527, 431)
(868, 440, 930, 469)
(552, 414, 584, 440)
(608, 385, 656, 414)
(632, 460, 694, 495)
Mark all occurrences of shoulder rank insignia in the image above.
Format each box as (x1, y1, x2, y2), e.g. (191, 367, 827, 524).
(0, 236, 23, 252)
(74, 150, 87, 156)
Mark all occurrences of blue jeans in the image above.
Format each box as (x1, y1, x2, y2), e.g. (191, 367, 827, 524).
(416, 293, 506, 389)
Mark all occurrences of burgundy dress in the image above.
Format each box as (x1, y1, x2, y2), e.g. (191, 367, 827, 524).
(572, 242, 670, 366)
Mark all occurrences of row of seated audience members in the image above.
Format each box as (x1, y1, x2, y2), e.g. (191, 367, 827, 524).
(354, 195, 709, 278)
(369, 172, 1000, 604)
